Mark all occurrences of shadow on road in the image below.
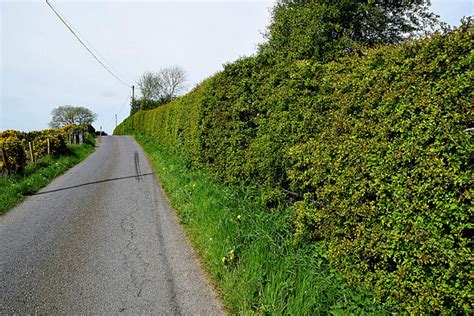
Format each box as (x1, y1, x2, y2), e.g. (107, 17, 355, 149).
(31, 173, 155, 196)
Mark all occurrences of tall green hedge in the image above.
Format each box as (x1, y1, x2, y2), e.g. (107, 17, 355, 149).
(115, 22, 473, 313)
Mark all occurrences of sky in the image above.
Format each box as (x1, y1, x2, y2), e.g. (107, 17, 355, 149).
(1, 0, 473, 134)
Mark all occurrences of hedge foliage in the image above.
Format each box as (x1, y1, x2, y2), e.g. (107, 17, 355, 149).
(261, 0, 438, 63)
(0, 125, 77, 174)
(115, 21, 473, 313)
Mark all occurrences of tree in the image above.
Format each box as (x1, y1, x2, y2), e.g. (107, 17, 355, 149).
(159, 66, 187, 102)
(262, 0, 439, 62)
(130, 98, 141, 115)
(133, 66, 187, 114)
(49, 105, 97, 128)
(136, 71, 162, 101)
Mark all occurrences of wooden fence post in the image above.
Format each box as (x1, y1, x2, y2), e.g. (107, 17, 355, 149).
(1, 146, 10, 174)
(28, 142, 34, 163)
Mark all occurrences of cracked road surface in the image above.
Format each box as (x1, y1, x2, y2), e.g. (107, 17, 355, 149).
(0, 136, 224, 314)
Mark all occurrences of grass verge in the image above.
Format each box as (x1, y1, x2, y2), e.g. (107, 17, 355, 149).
(135, 132, 385, 314)
(0, 138, 96, 215)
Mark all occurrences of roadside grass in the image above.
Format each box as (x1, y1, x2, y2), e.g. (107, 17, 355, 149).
(0, 137, 96, 215)
(135, 132, 385, 315)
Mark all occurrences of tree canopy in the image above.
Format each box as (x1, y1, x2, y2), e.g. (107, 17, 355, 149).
(262, 0, 439, 62)
(136, 72, 161, 101)
(49, 105, 97, 128)
(133, 66, 187, 115)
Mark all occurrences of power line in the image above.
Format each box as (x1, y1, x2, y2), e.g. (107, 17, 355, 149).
(117, 95, 131, 116)
(45, 0, 132, 88)
(105, 93, 131, 132)
(47, 1, 128, 84)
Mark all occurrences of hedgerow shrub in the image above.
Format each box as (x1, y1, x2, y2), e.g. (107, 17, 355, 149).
(116, 80, 210, 162)
(287, 25, 473, 313)
(115, 21, 473, 313)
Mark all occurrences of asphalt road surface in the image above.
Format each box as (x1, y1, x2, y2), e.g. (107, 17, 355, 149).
(0, 136, 224, 314)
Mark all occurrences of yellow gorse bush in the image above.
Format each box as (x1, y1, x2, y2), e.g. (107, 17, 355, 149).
(0, 127, 69, 174)
(0, 135, 27, 174)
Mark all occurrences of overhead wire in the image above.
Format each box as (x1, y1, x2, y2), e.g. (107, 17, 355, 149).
(45, 0, 132, 88)
(117, 94, 131, 116)
(47, 1, 128, 84)
(104, 93, 132, 132)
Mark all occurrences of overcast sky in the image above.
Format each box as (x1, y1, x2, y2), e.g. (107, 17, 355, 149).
(1, 0, 472, 134)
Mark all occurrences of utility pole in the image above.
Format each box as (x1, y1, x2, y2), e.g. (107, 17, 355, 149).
(132, 85, 135, 104)
(115, 114, 117, 128)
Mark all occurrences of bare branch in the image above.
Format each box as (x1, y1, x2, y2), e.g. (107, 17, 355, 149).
(137, 72, 162, 101)
(159, 66, 187, 101)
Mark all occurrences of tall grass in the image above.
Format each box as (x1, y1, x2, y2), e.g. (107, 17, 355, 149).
(136, 132, 385, 314)
(0, 138, 95, 215)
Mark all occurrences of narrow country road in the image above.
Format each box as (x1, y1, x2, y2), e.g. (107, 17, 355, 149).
(0, 136, 224, 314)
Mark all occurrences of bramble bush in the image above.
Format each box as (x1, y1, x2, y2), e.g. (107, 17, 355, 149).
(115, 21, 473, 313)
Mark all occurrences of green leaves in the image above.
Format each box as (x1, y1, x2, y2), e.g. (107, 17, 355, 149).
(115, 20, 473, 314)
(262, 0, 439, 62)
